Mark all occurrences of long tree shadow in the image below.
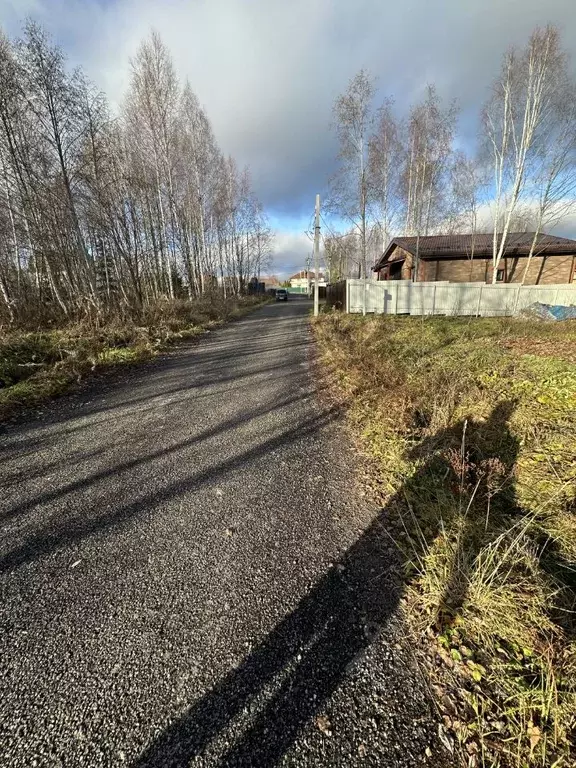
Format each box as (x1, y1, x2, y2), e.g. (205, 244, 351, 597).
(0, 392, 305, 525)
(133, 401, 526, 767)
(0, 404, 336, 573)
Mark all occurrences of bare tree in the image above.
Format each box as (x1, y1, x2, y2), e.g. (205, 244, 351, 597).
(0, 23, 271, 326)
(368, 98, 402, 252)
(401, 85, 458, 279)
(329, 70, 376, 279)
(124, 31, 181, 299)
(19, 21, 96, 305)
(521, 81, 576, 283)
(447, 153, 485, 238)
(443, 152, 488, 276)
(482, 25, 568, 282)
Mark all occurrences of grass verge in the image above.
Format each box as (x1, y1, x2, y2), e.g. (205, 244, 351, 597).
(313, 312, 576, 767)
(0, 294, 269, 421)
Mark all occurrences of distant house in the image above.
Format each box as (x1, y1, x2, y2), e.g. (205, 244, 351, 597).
(260, 275, 281, 290)
(372, 233, 576, 285)
(289, 270, 326, 290)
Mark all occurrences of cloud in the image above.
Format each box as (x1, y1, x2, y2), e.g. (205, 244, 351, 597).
(271, 231, 313, 279)
(2, 0, 576, 271)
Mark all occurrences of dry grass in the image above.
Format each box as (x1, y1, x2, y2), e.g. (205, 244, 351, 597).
(0, 294, 268, 420)
(313, 312, 576, 767)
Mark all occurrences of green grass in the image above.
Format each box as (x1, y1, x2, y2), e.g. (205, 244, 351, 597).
(313, 313, 576, 767)
(0, 294, 269, 420)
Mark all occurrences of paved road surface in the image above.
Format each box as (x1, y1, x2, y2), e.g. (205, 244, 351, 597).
(0, 300, 445, 767)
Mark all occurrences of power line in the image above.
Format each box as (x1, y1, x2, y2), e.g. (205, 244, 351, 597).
(319, 212, 349, 242)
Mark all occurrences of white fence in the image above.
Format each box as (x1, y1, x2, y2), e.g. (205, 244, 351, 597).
(340, 280, 576, 317)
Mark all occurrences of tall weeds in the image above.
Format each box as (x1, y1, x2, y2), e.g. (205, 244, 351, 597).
(0, 295, 267, 419)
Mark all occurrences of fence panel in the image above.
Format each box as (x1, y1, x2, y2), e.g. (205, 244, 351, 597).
(366, 281, 386, 313)
(477, 285, 514, 316)
(438, 283, 481, 316)
(331, 280, 576, 317)
(326, 280, 347, 310)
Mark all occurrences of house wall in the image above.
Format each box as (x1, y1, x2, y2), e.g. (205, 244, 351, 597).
(433, 258, 489, 282)
(401, 253, 413, 280)
(377, 248, 576, 284)
(389, 246, 411, 263)
(422, 254, 575, 284)
(504, 254, 575, 284)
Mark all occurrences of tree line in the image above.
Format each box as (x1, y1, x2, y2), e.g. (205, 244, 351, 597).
(0, 22, 272, 326)
(326, 24, 576, 284)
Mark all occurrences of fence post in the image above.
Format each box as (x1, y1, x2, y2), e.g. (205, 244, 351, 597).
(512, 284, 522, 315)
(394, 283, 399, 315)
(476, 284, 483, 317)
(431, 283, 437, 316)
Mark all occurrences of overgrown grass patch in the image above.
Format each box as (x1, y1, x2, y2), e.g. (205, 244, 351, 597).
(0, 294, 268, 420)
(313, 312, 576, 767)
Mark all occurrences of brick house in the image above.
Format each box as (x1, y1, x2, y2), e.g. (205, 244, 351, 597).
(372, 233, 576, 285)
(260, 275, 281, 290)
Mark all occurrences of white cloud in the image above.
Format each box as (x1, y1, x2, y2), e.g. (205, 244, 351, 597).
(271, 231, 313, 278)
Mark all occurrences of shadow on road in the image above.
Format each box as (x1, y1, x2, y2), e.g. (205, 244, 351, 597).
(134, 491, 400, 768)
(3, 298, 541, 766)
(0, 403, 335, 573)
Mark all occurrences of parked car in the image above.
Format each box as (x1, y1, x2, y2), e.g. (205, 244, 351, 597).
(276, 288, 288, 301)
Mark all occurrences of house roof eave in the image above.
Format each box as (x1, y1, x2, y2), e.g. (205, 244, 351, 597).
(372, 240, 407, 271)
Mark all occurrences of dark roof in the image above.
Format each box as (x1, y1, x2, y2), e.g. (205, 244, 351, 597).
(372, 233, 576, 271)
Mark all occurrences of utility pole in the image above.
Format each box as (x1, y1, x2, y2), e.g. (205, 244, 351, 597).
(314, 194, 320, 317)
(305, 253, 312, 297)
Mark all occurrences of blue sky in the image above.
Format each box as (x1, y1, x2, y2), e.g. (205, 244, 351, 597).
(2, 0, 576, 276)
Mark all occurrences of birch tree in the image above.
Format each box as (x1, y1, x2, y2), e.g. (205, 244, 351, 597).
(368, 98, 402, 252)
(520, 81, 576, 283)
(329, 70, 375, 279)
(124, 31, 181, 299)
(401, 85, 457, 279)
(0, 23, 271, 326)
(482, 25, 568, 282)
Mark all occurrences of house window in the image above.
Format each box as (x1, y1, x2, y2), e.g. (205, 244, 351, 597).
(496, 268, 505, 282)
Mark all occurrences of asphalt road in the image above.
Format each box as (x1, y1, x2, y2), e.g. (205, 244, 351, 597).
(0, 299, 445, 767)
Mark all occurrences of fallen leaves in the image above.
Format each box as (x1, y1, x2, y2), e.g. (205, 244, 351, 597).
(527, 722, 542, 753)
(316, 715, 332, 736)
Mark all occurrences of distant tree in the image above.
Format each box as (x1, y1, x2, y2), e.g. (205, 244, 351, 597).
(401, 85, 458, 279)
